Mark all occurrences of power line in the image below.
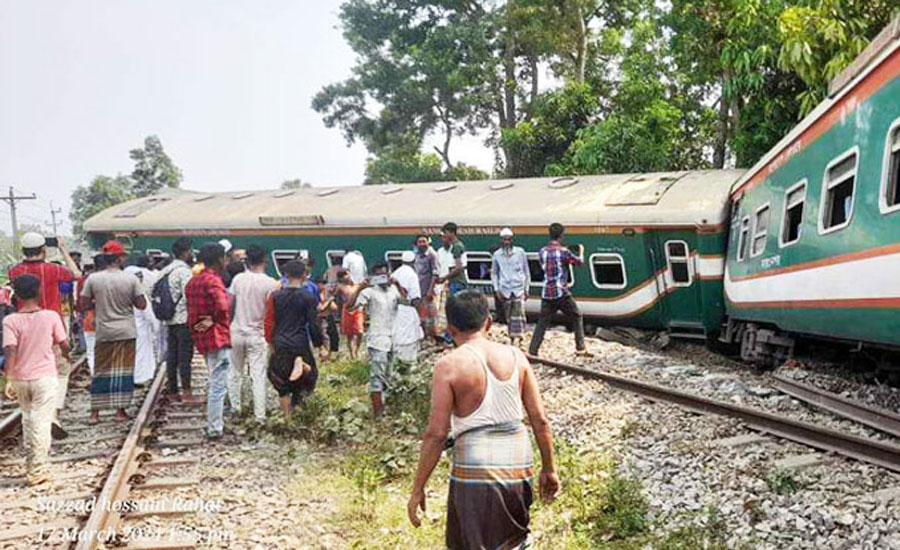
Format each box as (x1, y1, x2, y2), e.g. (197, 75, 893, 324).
(0, 187, 37, 250)
(49, 201, 62, 234)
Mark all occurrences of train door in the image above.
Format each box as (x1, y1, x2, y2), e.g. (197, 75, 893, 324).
(656, 235, 706, 338)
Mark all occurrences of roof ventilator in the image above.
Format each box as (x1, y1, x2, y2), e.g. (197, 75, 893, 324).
(548, 177, 579, 189)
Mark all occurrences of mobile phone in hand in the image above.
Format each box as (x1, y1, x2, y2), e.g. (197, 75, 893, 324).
(45, 237, 59, 248)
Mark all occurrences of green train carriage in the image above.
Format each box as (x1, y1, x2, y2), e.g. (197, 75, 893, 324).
(84, 170, 742, 338)
(723, 17, 900, 364)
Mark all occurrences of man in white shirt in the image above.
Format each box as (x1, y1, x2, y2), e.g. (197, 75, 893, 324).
(228, 245, 278, 421)
(341, 248, 368, 285)
(349, 262, 410, 418)
(391, 251, 424, 366)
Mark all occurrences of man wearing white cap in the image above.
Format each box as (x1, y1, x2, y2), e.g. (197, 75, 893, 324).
(491, 227, 530, 345)
(391, 251, 424, 366)
(8, 232, 82, 438)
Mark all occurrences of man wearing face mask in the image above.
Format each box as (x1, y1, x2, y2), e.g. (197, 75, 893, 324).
(491, 228, 530, 346)
(348, 262, 411, 418)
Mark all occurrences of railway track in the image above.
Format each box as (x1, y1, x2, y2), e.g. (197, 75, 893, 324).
(1, 356, 211, 550)
(527, 353, 900, 473)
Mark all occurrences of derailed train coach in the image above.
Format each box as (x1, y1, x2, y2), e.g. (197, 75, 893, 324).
(721, 17, 900, 367)
(83, 170, 742, 338)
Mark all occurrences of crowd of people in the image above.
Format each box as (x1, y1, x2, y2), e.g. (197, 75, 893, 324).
(1, 221, 593, 548)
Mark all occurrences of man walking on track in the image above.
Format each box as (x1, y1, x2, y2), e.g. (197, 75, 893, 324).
(186, 242, 232, 439)
(407, 290, 559, 549)
(82, 240, 146, 424)
(156, 237, 195, 402)
(228, 245, 278, 421)
(491, 227, 530, 346)
(9, 232, 81, 438)
(3, 275, 72, 485)
(528, 222, 589, 357)
(264, 260, 324, 420)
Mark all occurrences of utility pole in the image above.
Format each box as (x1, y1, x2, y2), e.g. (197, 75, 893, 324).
(1, 186, 37, 252)
(49, 201, 62, 235)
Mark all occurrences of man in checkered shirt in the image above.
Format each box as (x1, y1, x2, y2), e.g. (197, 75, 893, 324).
(528, 222, 589, 357)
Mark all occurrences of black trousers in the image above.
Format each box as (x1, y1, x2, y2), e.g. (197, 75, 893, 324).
(326, 314, 340, 353)
(528, 294, 585, 355)
(166, 323, 194, 393)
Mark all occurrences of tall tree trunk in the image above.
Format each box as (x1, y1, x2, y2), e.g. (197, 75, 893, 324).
(433, 106, 453, 170)
(574, 2, 587, 83)
(713, 70, 733, 169)
(526, 55, 539, 120)
(504, 32, 517, 128)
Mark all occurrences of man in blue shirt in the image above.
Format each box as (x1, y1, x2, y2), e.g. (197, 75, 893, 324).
(491, 227, 530, 346)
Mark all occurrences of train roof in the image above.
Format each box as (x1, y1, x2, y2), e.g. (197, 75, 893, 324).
(83, 169, 745, 233)
(731, 16, 900, 198)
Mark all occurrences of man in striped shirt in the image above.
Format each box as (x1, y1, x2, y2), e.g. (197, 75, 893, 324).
(528, 223, 588, 357)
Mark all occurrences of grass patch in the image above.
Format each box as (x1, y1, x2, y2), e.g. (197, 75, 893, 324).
(765, 469, 800, 495)
(263, 353, 743, 549)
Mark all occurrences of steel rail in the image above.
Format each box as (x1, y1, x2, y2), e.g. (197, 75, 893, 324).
(771, 373, 900, 439)
(527, 354, 900, 473)
(0, 356, 87, 439)
(73, 361, 167, 550)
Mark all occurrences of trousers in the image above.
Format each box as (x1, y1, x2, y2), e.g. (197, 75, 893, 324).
(528, 294, 585, 355)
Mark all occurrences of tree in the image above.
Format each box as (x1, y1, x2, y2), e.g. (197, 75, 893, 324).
(129, 135, 183, 195)
(281, 179, 311, 189)
(363, 147, 488, 185)
(778, 0, 898, 116)
(69, 175, 135, 235)
(499, 83, 599, 177)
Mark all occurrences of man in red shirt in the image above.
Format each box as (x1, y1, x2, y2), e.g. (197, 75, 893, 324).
(185, 242, 231, 439)
(8, 232, 82, 437)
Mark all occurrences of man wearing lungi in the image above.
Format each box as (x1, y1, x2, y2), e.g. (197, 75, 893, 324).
(408, 290, 560, 549)
(491, 227, 530, 347)
(82, 241, 147, 424)
(336, 270, 364, 360)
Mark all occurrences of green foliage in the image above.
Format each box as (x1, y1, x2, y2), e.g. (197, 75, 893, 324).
(365, 147, 488, 185)
(69, 174, 135, 235)
(765, 469, 800, 495)
(70, 135, 182, 236)
(280, 179, 311, 189)
(655, 508, 730, 550)
(777, 0, 898, 115)
(128, 135, 182, 196)
(500, 83, 599, 177)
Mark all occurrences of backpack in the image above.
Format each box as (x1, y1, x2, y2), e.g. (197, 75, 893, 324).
(151, 271, 181, 321)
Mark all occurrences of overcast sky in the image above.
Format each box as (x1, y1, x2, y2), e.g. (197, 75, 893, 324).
(0, 1, 494, 235)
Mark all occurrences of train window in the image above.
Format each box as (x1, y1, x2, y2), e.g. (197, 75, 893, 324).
(820, 148, 858, 233)
(384, 251, 404, 272)
(665, 241, 691, 286)
(271, 250, 307, 276)
(527, 253, 574, 287)
(325, 250, 346, 268)
(590, 254, 627, 289)
(751, 204, 770, 257)
(780, 180, 807, 247)
(882, 121, 900, 212)
(464, 252, 493, 284)
(737, 216, 750, 261)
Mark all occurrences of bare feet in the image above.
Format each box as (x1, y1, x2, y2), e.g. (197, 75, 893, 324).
(88, 412, 100, 425)
(114, 408, 130, 422)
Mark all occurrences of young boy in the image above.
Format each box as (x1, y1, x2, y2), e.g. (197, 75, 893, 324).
(3, 275, 70, 486)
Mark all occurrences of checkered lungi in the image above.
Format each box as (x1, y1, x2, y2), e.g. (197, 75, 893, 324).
(90, 339, 136, 410)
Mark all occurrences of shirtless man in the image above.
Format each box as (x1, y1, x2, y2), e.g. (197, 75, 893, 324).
(336, 270, 363, 360)
(408, 290, 559, 549)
